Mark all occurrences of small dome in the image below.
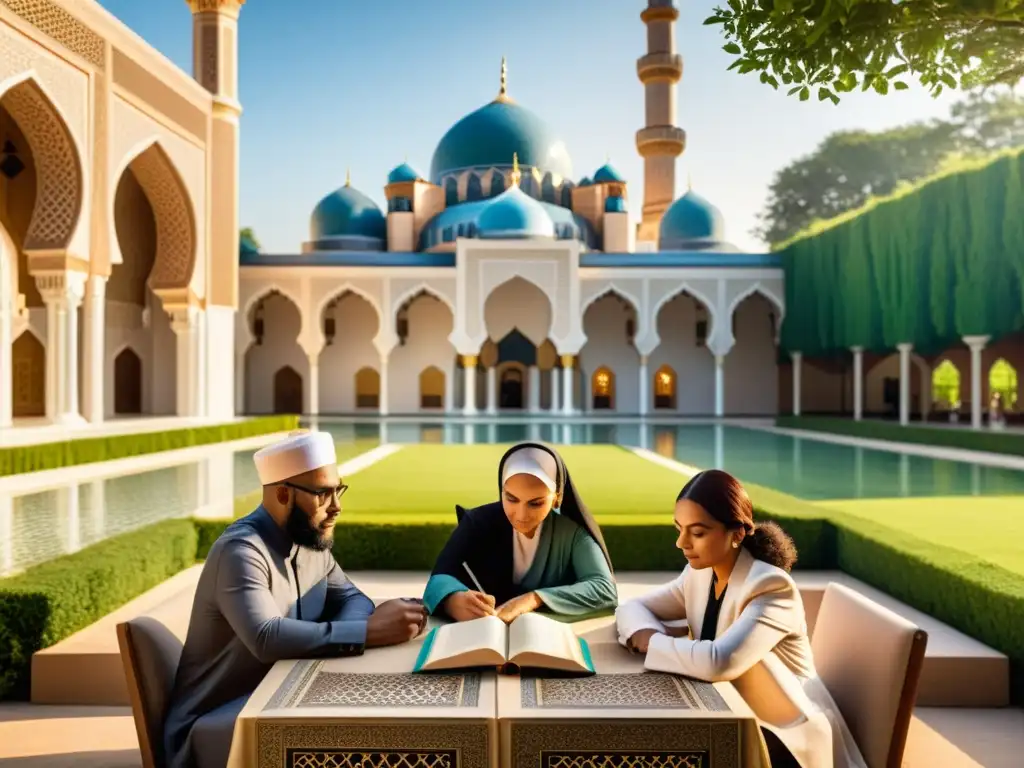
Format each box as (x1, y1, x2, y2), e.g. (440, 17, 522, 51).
(578, 176, 593, 187)
(239, 232, 260, 256)
(593, 163, 624, 183)
(477, 182, 555, 240)
(387, 162, 422, 185)
(310, 181, 386, 241)
(659, 189, 726, 248)
(605, 195, 627, 213)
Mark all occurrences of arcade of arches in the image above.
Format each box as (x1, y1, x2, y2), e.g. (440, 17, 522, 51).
(782, 332, 1024, 426)
(239, 277, 784, 416)
(1, 80, 214, 428)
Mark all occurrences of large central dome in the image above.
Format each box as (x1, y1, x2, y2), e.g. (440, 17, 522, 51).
(429, 60, 573, 184)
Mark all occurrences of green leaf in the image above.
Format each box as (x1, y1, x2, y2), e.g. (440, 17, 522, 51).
(873, 78, 890, 95)
(894, 81, 909, 90)
(788, 85, 803, 96)
(818, 87, 839, 104)
(723, 43, 742, 55)
(703, 15, 728, 25)
(886, 64, 909, 77)
(940, 72, 958, 89)
(799, 86, 810, 101)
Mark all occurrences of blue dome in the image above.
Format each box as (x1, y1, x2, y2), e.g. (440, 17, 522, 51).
(593, 163, 625, 183)
(310, 183, 386, 242)
(387, 162, 422, 185)
(239, 232, 259, 256)
(578, 176, 593, 187)
(430, 99, 572, 183)
(659, 190, 726, 248)
(605, 195, 627, 213)
(477, 185, 555, 240)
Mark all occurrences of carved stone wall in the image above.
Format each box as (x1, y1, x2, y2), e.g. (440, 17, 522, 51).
(0, 0, 105, 70)
(110, 96, 206, 298)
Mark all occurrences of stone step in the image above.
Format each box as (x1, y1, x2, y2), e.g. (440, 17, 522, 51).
(30, 569, 1009, 708)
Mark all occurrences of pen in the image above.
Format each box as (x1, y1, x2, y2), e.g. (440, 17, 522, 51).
(462, 561, 485, 593)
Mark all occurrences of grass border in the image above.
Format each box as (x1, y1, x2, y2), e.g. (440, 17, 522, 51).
(0, 415, 300, 476)
(776, 415, 1024, 458)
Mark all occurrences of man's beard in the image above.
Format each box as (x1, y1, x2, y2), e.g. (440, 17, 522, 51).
(285, 499, 334, 552)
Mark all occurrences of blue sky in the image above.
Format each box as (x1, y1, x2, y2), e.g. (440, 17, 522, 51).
(97, 0, 959, 253)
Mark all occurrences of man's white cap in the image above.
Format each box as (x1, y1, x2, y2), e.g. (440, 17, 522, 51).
(253, 431, 337, 485)
(502, 446, 558, 492)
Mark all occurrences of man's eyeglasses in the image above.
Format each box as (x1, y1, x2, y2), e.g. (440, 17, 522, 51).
(280, 481, 349, 506)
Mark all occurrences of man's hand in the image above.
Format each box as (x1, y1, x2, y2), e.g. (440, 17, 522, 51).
(365, 598, 427, 648)
(627, 628, 659, 654)
(443, 590, 496, 622)
(495, 592, 543, 624)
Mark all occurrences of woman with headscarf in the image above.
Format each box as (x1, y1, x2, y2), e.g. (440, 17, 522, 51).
(422, 442, 617, 624)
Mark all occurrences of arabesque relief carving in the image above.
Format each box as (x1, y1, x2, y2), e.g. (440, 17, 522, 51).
(0, 0, 105, 69)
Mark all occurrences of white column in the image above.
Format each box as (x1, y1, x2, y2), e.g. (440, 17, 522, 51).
(306, 352, 320, 416)
(963, 335, 989, 430)
(851, 346, 864, 421)
(714, 355, 725, 417)
(461, 355, 478, 415)
(561, 355, 575, 415)
(378, 354, 390, 416)
(486, 367, 497, 414)
(791, 351, 802, 416)
(81, 275, 106, 423)
(638, 355, 649, 417)
(714, 424, 724, 468)
(528, 366, 540, 412)
(37, 272, 86, 424)
(444, 366, 454, 413)
(170, 306, 201, 418)
(235, 350, 246, 414)
(0, 291, 11, 428)
(897, 342, 913, 425)
(550, 367, 560, 412)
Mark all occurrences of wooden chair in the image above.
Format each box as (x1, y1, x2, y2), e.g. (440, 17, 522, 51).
(116, 616, 183, 768)
(810, 582, 928, 768)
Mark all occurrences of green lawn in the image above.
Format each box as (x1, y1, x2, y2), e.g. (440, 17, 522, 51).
(340, 444, 692, 524)
(818, 496, 1024, 577)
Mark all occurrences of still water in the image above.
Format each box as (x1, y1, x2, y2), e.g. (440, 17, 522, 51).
(1, 419, 1021, 576)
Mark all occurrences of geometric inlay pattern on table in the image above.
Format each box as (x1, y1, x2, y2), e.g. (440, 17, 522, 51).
(521, 673, 729, 711)
(509, 722, 740, 768)
(264, 660, 481, 710)
(257, 722, 490, 768)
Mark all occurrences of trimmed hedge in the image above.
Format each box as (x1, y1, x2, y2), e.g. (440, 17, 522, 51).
(3, 500, 1022, 704)
(0, 415, 300, 476)
(776, 415, 1024, 458)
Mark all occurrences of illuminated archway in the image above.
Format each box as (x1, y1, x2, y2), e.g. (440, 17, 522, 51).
(419, 366, 445, 409)
(654, 364, 677, 410)
(355, 366, 381, 408)
(931, 360, 961, 409)
(591, 366, 615, 410)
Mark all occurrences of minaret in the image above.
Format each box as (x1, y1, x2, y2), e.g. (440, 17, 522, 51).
(186, 0, 244, 309)
(635, 0, 686, 245)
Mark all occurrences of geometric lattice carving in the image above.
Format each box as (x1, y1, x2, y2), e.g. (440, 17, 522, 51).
(0, 79, 82, 250)
(521, 674, 729, 711)
(0, 0, 105, 70)
(543, 754, 704, 768)
(198, 22, 219, 93)
(126, 142, 196, 290)
(289, 750, 456, 768)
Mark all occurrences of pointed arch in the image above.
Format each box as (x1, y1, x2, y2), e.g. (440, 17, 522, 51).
(0, 74, 84, 251)
(482, 276, 553, 346)
(582, 283, 642, 317)
(110, 140, 197, 292)
(355, 366, 381, 408)
(242, 285, 306, 344)
(316, 283, 383, 342)
(419, 365, 445, 408)
(931, 359, 961, 409)
(726, 282, 784, 319)
(649, 284, 718, 352)
(653, 364, 677, 409)
(591, 365, 615, 410)
(392, 282, 455, 326)
(273, 366, 303, 414)
(989, 358, 1018, 408)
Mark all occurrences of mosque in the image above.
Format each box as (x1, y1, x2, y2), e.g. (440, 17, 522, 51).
(238, 3, 786, 418)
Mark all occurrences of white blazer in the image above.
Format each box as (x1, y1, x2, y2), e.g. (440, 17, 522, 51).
(615, 549, 866, 768)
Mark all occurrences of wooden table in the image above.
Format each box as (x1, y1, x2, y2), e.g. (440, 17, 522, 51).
(228, 616, 768, 768)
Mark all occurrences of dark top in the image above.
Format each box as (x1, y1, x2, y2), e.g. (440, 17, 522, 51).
(700, 575, 728, 642)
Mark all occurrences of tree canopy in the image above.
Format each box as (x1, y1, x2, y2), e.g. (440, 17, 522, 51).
(705, 0, 1024, 103)
(756, 89, 1024, 245)
(239, 227, 261, 249)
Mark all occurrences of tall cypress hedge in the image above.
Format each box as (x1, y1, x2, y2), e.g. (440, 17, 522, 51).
(779, 149, 1024, 357)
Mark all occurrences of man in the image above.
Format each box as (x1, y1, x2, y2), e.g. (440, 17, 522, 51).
(164, 431, 426, 768)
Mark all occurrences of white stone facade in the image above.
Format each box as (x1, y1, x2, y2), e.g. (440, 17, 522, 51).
(238, 240, 785, 416)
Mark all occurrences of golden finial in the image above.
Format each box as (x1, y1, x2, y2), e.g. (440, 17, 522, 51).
(345, 168, 351, 187)
(510, 152, 522, 187)
(496, 56, 512, 103)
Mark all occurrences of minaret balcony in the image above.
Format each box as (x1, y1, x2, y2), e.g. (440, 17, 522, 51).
(637, 53, 683, 82)
(636, 126, 686, 157)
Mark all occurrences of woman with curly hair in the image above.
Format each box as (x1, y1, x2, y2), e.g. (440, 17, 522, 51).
(615, 469, 865, 768)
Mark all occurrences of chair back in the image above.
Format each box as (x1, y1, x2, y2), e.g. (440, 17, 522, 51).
(810, 583, 927, 768)
(116, 616, 184, 768)
(455, 504, 466, 524)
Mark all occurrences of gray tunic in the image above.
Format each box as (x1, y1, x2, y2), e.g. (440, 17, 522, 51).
(163, 506, 375, 768)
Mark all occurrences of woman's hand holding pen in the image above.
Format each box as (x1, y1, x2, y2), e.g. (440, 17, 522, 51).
(443, 590, 496, 621)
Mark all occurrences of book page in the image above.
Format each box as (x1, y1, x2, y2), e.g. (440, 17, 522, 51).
(420, 615, 508, 671)
(507, 612, 587, 671)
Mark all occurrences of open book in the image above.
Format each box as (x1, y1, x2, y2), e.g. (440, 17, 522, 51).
(412, 612, 595, 676)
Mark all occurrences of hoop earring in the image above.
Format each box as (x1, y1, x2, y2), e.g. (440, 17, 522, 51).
(731, 541, 739, 549)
